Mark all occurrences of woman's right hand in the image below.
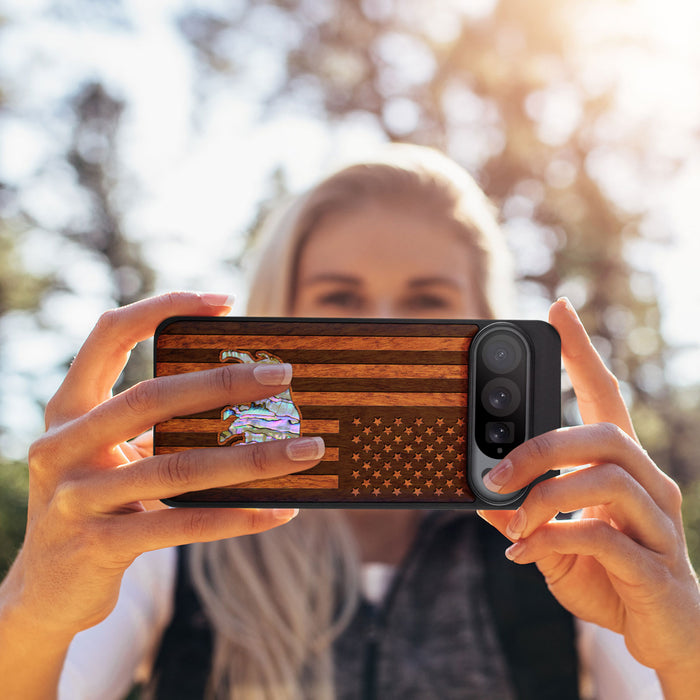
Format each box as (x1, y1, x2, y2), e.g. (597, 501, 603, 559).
(1, 292, 324, 641)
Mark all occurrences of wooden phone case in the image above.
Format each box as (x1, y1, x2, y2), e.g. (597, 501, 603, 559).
(154, 317, 560, 509)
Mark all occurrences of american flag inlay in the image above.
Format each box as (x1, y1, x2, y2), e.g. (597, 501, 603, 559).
(154, 318, 480, 505)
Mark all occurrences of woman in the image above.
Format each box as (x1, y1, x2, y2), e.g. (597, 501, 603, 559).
(0, 146, 698, 699)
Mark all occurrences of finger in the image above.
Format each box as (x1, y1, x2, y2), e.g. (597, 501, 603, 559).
(504, 464, 676, 554)
(85, 436, 325, 507)
(504, 518, 662, 588)
(47, 292, 234, 424)
(66, 360, 293, 455)
(548, 298, 636, 439)
(110, 506, 301, 558)
(483, 423, 681, 514)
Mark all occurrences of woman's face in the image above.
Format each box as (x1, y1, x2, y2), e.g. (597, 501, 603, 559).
(292, 202, 485, 319)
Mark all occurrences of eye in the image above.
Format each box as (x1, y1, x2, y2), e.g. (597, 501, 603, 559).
(315, 289, 365, 311)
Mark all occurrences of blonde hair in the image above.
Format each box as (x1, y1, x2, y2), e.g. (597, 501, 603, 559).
(188, 145, 514, 699)
(246, 143, 514, 318)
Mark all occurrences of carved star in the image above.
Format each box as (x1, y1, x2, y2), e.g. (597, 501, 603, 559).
(363, 426, 372, 435)
(435, 453, 444, 462)
(383, 480, 391, 488)
(435, 435, 444, 444)
(353, 417, 361, 426)
(446, 427, 455, 435)
(425, 427, 434, 435)
(374, 417, 382, 426)
(425, 445, 434, 453)
(394, 418, 403, 426)
(446, 479, 454, 488)
(393, 471, 402, 479)
(372, 488, 381, 496)
(383, 445, 392, 454)
(413, 470, 423, 479)
(393, 435, 403, 443)
(352, 488, 360, 496)
(457, 418, 464, 427)
(426, 479, 433, 488)
(404, 444, 413, 453)
(435, 470, 443, 479)
(373, 470, 381, 479)
(352, 470, 360, 479)
(403, 479, 412, 488)
(352, 435, 361, 444)
(414, 418, 423, 426)
(352, 453, 360, 462)
(436, 418, 444, 426)
(362, 462, 372, 471)
(393, 487, 401, 495)
(363, 479, 370, 488)
(414, 435, 423, 444)
(413, 487, 423, 496)
(435, 488, 444, 496)
(456, 488, 464, 496)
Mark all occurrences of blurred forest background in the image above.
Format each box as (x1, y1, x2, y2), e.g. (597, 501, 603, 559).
(1, 0, 700, 575)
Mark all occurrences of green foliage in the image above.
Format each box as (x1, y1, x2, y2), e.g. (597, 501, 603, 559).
(0, 460, 28, 577)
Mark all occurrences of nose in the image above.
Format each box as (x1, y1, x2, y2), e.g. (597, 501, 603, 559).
(366, 300, 402, 319)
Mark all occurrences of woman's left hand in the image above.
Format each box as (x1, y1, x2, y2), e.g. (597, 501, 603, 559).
(478, 298, 700, 696)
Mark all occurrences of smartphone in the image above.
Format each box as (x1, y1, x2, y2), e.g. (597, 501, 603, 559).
(154, 317, 560, 509)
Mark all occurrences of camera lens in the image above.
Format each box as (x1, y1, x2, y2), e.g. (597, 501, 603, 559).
(486, 421, 514, 443)
(482, 334, 522, 374)
(481, 378, 521, 417)
(489, 386, 511, 411)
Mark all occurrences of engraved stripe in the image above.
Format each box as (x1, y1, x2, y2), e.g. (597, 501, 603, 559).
(155, 445, 340, 461)
(157, 335, 469, 351)
(157, 363, 467, 379)
(156, 349, 466, 365)
(158, 419, 339, 433)
(294, 392, 467, 407)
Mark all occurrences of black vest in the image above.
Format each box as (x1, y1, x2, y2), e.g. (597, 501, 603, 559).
(148, 514, 579, 699)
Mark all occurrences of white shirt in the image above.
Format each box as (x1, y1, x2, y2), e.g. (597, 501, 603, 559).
(59, 548, 663, 700)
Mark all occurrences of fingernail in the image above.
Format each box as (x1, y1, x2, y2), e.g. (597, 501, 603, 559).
(557, 296, 578, 319)
(286, 436, 325, 461)
(505, 541, 527, 561)
(483, 460, 512, 493)
(199, 293, 236, 308)
(254, 362, 293, 386)
(506, 509, 527, 540)
(273, 508, 299, 521)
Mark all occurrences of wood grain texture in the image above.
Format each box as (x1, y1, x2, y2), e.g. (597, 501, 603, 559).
(155, 318, 477, 504)
(158, 334, 470, 351)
